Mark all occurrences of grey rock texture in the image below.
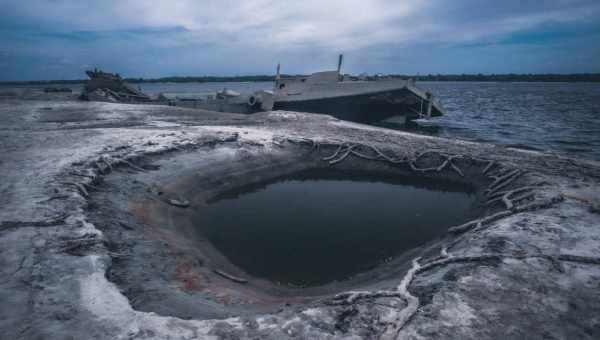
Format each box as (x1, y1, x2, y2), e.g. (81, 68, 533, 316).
(1, 89, 599, 339)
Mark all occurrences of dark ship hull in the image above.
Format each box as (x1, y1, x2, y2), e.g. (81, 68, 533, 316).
(270, 68, 444, 123)
(273, 86, 443, 124)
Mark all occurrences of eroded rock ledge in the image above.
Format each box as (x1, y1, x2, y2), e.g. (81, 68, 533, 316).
(1, 95, 599, 339)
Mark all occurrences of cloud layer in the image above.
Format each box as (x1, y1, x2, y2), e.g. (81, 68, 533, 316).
(1, 0, 599, 80)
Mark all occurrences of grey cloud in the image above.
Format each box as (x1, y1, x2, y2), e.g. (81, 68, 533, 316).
(0, 0, 599, 80)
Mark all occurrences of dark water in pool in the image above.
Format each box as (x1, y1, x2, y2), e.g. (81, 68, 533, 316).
(193, 170, 477, 286)
(8, 81, 600, 160)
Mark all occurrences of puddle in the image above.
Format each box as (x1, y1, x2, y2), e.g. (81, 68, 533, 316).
(191, 169, 479, 287)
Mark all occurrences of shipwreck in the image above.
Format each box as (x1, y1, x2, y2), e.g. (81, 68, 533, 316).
(81, 69, 151, 102)
(81, 55, 445, 125)
(270, 55, 444, 124)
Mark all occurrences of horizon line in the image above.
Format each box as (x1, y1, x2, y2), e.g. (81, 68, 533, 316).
(2, 73, 600, 84)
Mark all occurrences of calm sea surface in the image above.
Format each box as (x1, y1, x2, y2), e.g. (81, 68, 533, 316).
(14, 81, 600, 161)
(416, 82, 600, 162)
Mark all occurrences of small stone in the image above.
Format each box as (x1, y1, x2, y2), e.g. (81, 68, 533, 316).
(168, 198, 190, 208)
(33, 238, 46, 248)
(147, 184, 163, 196)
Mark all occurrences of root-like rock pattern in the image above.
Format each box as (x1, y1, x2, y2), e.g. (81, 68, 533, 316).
(329, 236, 600, 339)
(381, 257, 422, 339)
(320, 142, 466, 178)
(293, 137, 577, 338)
(308, 139, 562, 240)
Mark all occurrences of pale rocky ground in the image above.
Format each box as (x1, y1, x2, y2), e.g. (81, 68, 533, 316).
(1, 89, 600, 339)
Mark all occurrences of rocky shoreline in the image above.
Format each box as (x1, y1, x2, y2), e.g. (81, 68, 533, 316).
(1, 90, 599, 339)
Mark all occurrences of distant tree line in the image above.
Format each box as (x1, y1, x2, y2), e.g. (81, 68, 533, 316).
(124, 75, 281, 83)
(389, 73, 600, 82)
(2, 73, 600, 85)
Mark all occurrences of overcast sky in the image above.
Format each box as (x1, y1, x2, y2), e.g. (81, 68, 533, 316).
(1, 0, 600, 80)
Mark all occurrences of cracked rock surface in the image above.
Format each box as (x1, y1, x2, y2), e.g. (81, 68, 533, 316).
(1, 89, 600, 339)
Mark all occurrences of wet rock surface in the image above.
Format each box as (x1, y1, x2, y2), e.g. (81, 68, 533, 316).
(1, 89, 600, 339)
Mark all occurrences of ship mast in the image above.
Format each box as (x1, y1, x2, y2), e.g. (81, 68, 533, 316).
(337, 54, 343, 80)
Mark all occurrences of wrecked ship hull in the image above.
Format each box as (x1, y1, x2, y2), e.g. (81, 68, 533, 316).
(172, 79, 445, 124)
(269, 68, 445, 123)
(81, 69, 152, 102)
(273, 86, 444, 124)
(79, 68, 445, 124)
(170, 95, 265, 114)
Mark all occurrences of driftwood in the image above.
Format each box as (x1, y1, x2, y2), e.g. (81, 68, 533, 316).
(482, 160, 495, 175)
(487, 185, 537, 201)
(448, 210, 512, 234)
(102, 158, 113, 173)
(119, 159, 147, 172)
(410, 152, 464, 177)
(512, 195, 564, 213)
(108, 251, 130, 258)
(485, 169, 521, 196)
(381, 257, 422, 339)
(69, 171, 95, 179)
(213, 269, 248, 284)
(0, 213, 68, 231)
(486, 186, 537, 209)
(59, 235, 104, 255)
(561, 193, 600, 214)
(63, 181, 89, 198)
(323, 143, 407, 165)
(118, 221, 134, 230)
(95, 161, 108, 174)
(330, 290, 405, 305)
(167, 198, 190, 208)
(37, 194, 71, 203)
(320, 142, 467, 179)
